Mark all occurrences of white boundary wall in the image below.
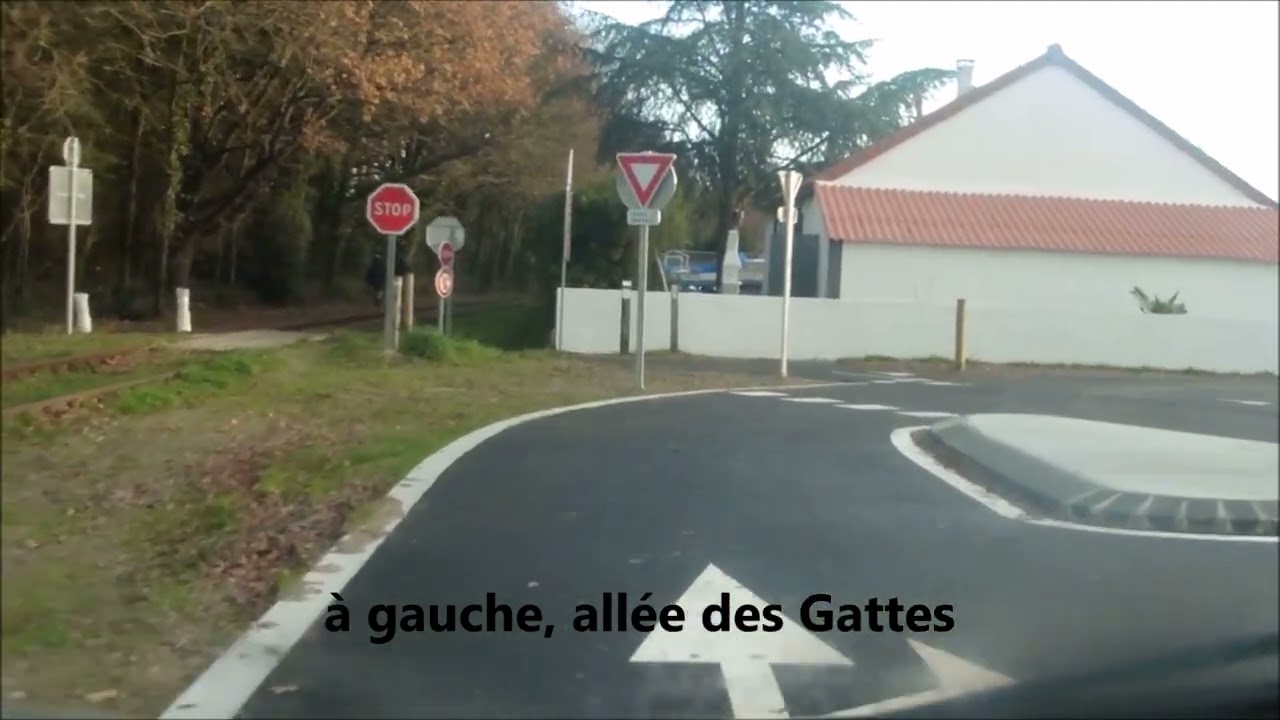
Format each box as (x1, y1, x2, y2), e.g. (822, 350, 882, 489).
(557, 288, 1278, 374)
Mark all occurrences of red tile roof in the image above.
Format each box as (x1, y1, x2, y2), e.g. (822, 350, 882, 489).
(814, 184, 1280, 264)
(808, 45, 1277, 208)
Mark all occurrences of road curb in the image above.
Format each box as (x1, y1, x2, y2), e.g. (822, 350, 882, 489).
(915, 418, 1279, 537)
(159, 379, 852, 720)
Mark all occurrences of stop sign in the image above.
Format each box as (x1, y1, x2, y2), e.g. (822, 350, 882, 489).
(365, 183, 420, 236)
(439, 241, 455, 267)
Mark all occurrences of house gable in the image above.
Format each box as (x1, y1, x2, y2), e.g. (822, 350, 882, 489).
(812, 46, 1274, 209)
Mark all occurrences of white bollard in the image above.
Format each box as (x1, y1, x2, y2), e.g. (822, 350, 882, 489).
(175, 287, 192, 333)
(73, 292, 92, 333)
(721, 229, 742, 295)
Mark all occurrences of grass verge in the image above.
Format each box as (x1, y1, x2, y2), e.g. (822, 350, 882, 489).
(1, 328, 805, 715)
(1, 348, 196, 410)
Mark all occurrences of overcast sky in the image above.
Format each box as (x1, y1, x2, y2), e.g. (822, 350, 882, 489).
(576, 0, 1280, 203)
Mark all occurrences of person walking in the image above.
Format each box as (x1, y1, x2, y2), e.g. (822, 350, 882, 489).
(365, 251, 387, 307)
(366, 245, 412, 307)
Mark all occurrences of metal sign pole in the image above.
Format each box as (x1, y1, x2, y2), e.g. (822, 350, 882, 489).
(777, 170, 802, 378)
(780, 215, 794, 377)
(65, 145, 80, 335)
(446, 256, 455, 335)
(558, 149, 574, 351)
(383, 234, 398, 351)
(636, 223, 649, 390)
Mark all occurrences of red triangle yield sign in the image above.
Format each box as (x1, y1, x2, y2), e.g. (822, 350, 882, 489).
(617, 152, 676, 208)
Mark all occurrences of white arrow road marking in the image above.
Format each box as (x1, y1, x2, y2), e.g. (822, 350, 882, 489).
(821, 639, 1013, 718)
(629, 564, 852, 719)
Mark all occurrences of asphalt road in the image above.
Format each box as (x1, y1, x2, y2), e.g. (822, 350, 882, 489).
(234, 371, 1279, 719)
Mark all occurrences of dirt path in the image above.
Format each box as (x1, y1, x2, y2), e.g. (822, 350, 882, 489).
(175, 330, 324, 352)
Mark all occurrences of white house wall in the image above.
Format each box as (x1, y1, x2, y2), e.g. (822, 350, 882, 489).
(836, 244, 1278, 322)
(826, 65, 1266, 208)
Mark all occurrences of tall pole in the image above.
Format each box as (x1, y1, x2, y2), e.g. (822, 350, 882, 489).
(383, 234, 397, 351)
(636, 223, 649, 390)
(780, 217, 794, 377)
(778, 170, 802, 377)
(64, 138, 81, 335)
(557, 149, 574, 350)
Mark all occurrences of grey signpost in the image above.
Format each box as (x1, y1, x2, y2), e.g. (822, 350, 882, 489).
(616, 152, 678, 390)
(48, 137, 93, 334)
(366, 183, 421, 352)
(426, 216, 465, 335)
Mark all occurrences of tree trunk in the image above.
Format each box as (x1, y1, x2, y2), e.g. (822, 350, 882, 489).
(155, 65, 189, 315)
(713, 0, 748, 292)
(118, 108, 144, 315)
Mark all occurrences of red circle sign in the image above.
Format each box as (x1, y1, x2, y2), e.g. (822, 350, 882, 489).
(365, 183, 420, 236)
(434, 268, 454, 298)
(439, 242, 455, 267)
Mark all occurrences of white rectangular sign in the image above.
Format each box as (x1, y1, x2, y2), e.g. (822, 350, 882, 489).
(627, 208, 661, 226)
(48, 166, 93, 226)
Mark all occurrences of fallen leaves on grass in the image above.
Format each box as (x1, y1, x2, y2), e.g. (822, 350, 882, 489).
(127, 419, 388, 617)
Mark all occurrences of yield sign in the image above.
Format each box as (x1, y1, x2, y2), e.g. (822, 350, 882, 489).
(617, 152, 676, 208)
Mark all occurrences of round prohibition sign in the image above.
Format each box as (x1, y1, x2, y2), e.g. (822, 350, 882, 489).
(434, 267, 454, 298)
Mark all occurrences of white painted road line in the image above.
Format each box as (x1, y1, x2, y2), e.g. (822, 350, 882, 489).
(889, 426, 1278, 544)
(921, 380, 969, 387)
(870, 379, 903, 385)
(823, 640, 1013, 718)
(896, 411, 958, 419)
(783, 397, 842, 404)
(1224, 399, 1273, 407)
(732, 390, 790, 397)
(836, 404, 898, 411)
(874, 371, 916, 378)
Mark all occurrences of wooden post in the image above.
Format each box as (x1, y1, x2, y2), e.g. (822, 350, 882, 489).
(402, 273, 415, 329)
(954, 298, 967, 371)
(669, 284, 680, 352)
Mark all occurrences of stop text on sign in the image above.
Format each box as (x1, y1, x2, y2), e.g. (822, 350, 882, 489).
(372, 201, 415, 217)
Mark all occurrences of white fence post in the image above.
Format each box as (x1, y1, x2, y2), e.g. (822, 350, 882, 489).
(73, 292, 92, 333)
(175, 287, 192, 333)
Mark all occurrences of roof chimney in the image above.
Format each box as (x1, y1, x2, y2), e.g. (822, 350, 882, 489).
(956, 59, 975, 97)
